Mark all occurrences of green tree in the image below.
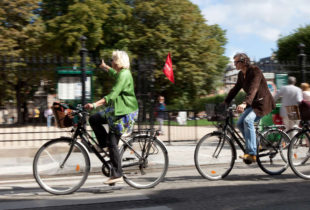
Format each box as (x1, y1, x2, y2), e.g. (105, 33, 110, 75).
(43, 0, 108, 56)
(276, 25, 310, 82)
(10, 0, 228, 111)
(0, 0, 46, 123)
(277, 25, 310, 61)
(129, 0, 228, 108)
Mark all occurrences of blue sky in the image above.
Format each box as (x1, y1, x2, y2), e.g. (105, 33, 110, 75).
(191, 0, 310, 61)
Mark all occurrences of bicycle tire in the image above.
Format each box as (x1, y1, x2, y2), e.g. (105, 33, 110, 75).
(288, 130, 310, 179)
(194, 132, 236, 180)
(257, 129, 290, 175)
(33, 137, 91, 195)
(286, 127, 302, 139)
(120, 135, 169, 189)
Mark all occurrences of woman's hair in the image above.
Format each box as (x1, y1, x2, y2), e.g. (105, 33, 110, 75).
(233, 53, 251, 67)
(112, 50, 130, 69)
(301, 82, 310, 91)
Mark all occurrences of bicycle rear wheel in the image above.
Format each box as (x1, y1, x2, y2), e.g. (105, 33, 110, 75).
(120, 135, 169, 189)
(194, 132, 235, 180)
(288, 130, 310, 179)
(257, 129, 290, 175)
(33, 137, 90, 195)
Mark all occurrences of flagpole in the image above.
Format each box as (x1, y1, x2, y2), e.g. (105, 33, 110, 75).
(149, 57, 155, 134)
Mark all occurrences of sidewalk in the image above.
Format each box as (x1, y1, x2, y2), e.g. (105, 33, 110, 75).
(0, 126, 218, 177)
(0, 141, 203, 177)
(0, 125, 217, 148)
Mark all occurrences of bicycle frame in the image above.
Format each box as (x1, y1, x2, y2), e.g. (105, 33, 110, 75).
(61, 117, 159, 177)
(216, 109, 279, 157)
(217, 113, 247, 154)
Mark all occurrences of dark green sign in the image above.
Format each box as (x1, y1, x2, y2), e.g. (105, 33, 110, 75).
(275, 74, 288, 90)
(56, 67, 94, 105)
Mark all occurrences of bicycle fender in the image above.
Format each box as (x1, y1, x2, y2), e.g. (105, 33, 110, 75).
(154, 137, 168, 153)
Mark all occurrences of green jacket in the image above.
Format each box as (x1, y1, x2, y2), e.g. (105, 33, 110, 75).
(104, 68, 138, 116)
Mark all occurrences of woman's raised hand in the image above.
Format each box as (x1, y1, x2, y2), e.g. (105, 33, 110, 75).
(99, 59, 108, 71)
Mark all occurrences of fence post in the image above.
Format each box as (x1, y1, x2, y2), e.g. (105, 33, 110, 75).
(168, 111, 171, 144)
(298, 43, 307, 83)
(80, 36, 88, 106)
(194, 111, 198, 141)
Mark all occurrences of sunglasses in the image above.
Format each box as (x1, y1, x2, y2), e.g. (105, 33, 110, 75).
(234, 60, 243, 65)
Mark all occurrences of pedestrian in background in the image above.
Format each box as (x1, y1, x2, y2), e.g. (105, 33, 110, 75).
(301, 82, 310, 101)
(44, 107, 54, 127)
(156, 96, 166, 134)
(33, 107, 40, 125)
(274, 76, 303, 137)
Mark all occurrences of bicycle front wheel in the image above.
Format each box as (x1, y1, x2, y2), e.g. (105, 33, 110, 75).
(120, 135, 169, 189)
(288, 130, 310, 179)
(257, 129, 290, 175)
(33, 137, 90, 195)
(194, 132, 236, 180)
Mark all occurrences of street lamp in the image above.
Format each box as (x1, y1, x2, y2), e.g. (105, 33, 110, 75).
(298, 43, 306, 83)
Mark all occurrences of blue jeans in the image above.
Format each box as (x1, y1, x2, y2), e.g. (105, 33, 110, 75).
(47, 115, 53, 127)
(237, 107, 261, 155)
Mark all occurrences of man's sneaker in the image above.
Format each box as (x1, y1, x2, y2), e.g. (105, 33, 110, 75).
(104, 176, 124, 185)
(239, 154, 256, 164)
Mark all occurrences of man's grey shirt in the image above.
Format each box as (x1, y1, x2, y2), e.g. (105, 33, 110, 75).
(274, 84, 303, 117)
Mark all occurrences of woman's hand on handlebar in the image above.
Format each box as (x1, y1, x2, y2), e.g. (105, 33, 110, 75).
(84, 103, 94, 110)
(84, 98, 106, 110)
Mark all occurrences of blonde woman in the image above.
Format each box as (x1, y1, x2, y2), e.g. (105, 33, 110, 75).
(301, 83, 310, 101)
(85, 50, 139, 185)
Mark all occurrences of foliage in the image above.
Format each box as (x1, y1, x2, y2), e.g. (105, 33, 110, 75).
(191, 92, 246, 111)
(128, 0, 229, 107)
(277, 25, 310, 61)
(42, 0, 108, 56)
(1, 0, 229, 117)
(40, 0, 228, 107)
(0, 0, 46, 123)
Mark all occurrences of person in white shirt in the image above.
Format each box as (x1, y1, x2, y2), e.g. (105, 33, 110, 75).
(274, 76, 303, 137)
(301, 83, 310, 101)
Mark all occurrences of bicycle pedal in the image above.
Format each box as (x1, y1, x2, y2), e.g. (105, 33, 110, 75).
(243, 159, 253, 165)
(109, 183, 116, 186)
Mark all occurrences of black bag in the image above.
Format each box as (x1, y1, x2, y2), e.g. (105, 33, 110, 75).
(299, 100, 310, 121)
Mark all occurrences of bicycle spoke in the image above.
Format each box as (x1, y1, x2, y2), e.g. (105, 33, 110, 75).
(33, 138, 90, 195)
(120, 135, 168, 189)
(195, 133, 235, 180)
(289, 131, 310, 179)
(257, 129, 290, 175)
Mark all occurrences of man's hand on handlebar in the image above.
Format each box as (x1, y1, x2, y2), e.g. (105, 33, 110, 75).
(236, 103, 247, 113)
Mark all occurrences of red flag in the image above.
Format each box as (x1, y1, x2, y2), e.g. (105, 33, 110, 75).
(163, 53, 174, 84)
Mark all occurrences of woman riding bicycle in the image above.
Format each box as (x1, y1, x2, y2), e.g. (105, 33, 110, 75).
(84, 50, 138, 185)
(224, 53, 275, 163)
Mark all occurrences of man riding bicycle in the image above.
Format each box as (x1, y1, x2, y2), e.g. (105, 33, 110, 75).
(224, 53, 275, 163)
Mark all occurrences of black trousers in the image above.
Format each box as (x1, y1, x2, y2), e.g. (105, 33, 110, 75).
(89, 112, 123, 178)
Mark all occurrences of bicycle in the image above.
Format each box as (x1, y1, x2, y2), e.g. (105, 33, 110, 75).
(194, 104, 291, 180)
(33, 103, 169, 195)
(287, 104, 310, 179)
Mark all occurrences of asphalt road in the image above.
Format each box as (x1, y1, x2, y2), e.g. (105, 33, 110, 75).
(0, 164, 309, 210)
